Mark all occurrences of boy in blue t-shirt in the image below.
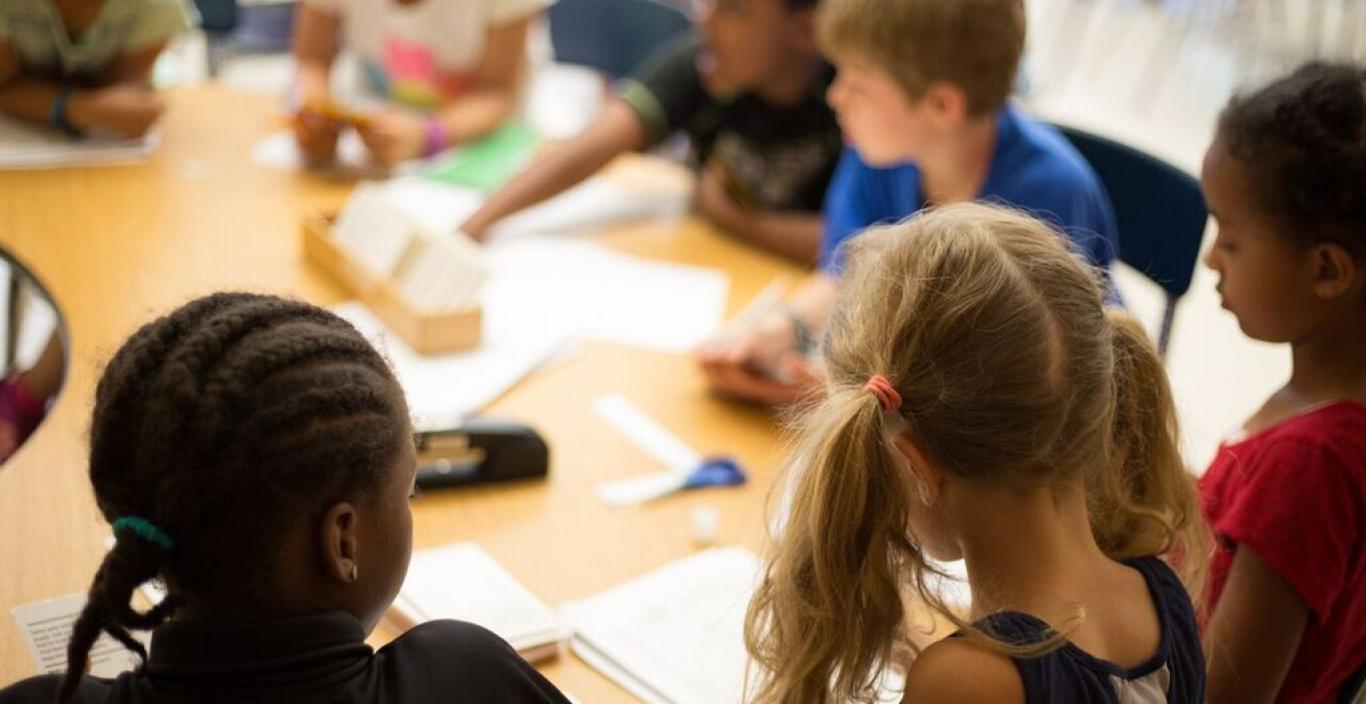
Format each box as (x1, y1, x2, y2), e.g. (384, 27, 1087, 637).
(698, 0, 1118, 405)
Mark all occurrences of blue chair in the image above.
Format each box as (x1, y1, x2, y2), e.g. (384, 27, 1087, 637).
(190, 0, 295, 77)
(547, 0, 692, 79)
(191, 0, 239, 77)
(1057, 125, 1208, 358)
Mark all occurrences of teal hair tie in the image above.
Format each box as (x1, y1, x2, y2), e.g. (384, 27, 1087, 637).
(112, 517, 175, 551)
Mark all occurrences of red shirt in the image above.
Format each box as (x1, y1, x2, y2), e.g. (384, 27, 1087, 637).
(1200, 401, 1366, 703)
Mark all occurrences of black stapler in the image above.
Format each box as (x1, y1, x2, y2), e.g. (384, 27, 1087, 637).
(414, 418, 549, 490)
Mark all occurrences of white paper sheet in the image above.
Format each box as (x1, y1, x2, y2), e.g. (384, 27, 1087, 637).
(333, 302, 563, 431)
(482, 236, 728, 353)
(389, 542, 562, 660)
(488, 177, 688, 242)
(0, 115, 157, 170)
(377, 176, 686, 243)
(12, 594, 149, 677)
(252, 130, 421, 179)
(561, 548, 764, 704)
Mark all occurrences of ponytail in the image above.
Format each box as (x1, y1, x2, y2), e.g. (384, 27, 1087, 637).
(55, 534, 178, 704)
(746, 379, 1079, 704)
(1089, 311, 1207, 593)
(745, 388, 914, 704)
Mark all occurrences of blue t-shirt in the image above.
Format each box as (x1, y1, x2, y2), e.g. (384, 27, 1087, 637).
(820, 105, 1118, 274)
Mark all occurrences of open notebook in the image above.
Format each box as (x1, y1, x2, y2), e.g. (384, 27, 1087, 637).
(561, 547, 764, 704)
(386, 542, 563, 664)
(562, 548, 907, 704)
(12, 594, 149, 677)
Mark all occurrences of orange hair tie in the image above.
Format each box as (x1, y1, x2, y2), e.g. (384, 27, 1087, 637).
(864, 375, 902, 413)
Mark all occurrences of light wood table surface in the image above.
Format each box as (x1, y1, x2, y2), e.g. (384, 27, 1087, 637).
(0, 85, 807, 700)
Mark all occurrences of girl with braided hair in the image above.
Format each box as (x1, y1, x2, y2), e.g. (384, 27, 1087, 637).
(1198, 62, 1366, 704)
(0, 293, 570, 704)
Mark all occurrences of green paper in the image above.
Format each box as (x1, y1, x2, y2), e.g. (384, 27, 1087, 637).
(423, 120, 541, 193)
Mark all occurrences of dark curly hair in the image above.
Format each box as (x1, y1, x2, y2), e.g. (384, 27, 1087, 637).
(1217, 61, 1366, 253)
(55, 293, 409, 703)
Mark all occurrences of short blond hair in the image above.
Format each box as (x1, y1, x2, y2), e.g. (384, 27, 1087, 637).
(819, 0, 1026, 116)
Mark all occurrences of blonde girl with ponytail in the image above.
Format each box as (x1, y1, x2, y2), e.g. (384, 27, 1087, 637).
(744, 203, 1207, 704)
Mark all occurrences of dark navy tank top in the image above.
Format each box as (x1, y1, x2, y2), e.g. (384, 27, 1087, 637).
(962, 556, 1205, 704)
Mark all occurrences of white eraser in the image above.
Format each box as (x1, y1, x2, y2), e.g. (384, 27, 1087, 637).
(691, 505, 720, 546)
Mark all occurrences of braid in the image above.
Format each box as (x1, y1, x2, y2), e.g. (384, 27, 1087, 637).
(57, 293, 406, 703)
(1219, 61, 1366, 251)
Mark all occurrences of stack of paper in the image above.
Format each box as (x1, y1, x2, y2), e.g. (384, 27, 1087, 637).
(387, 543, 563, 664)
(332, 183, 488, 313)
(0, 115, 157, 170)
(333, 302, 562, 431)
(561, 547, 763, 704)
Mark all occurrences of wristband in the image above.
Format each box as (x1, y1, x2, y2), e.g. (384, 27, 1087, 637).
(48, 87, 82, 138)
(423, 117, 447, 158)
(779, 302, 815, 356)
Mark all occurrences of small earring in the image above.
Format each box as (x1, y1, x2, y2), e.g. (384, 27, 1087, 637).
(348, 564, 359, 582)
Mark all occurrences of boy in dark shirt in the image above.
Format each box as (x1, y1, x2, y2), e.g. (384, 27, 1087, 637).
(461, 0, 838, 264)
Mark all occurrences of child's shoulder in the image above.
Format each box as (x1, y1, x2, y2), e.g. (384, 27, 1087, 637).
(904, 637, 1024, 704)
(0, 674, 111, 703)
(1001, 108, 1094, 183)
(1238, 400, 1366, 456)
(380, 618, 519, 665)
(1206, 401, 1366, 506)
(377, 619, 569, 702)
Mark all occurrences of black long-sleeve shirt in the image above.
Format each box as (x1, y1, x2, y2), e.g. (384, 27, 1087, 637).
(0, 612, 571, 703)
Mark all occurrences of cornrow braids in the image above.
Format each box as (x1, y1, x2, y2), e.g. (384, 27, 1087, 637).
(1218, 61, 1366, 252)
(57, 293, 408, 704)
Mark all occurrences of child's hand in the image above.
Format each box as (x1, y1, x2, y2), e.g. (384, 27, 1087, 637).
(695, 159, 751, 233)
(356, 109, 426, 168)
(293, 107, 342, 166)
(695, 312, 823, 405)
(68, 85, 165, 138)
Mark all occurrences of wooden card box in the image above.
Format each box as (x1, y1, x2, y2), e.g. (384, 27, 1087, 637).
(302, 216, 482, 354)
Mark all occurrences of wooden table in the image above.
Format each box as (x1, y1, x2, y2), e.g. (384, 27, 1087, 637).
(0, 85, 804, 700)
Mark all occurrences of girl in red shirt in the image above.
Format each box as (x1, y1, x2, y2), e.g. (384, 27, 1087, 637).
(1199, 61, 1366, 704)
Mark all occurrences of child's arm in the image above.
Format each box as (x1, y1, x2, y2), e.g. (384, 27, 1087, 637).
(460, 99, 647, 240)
(695, 160, 822, 264)
(432, 15, 530, 145)
(1204, 547, 1310, 704)
(695, 274, 836, 405)
(0, 40, 164, 137)
(291, 3, 342, 163)
(357, 15, 533, 167)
